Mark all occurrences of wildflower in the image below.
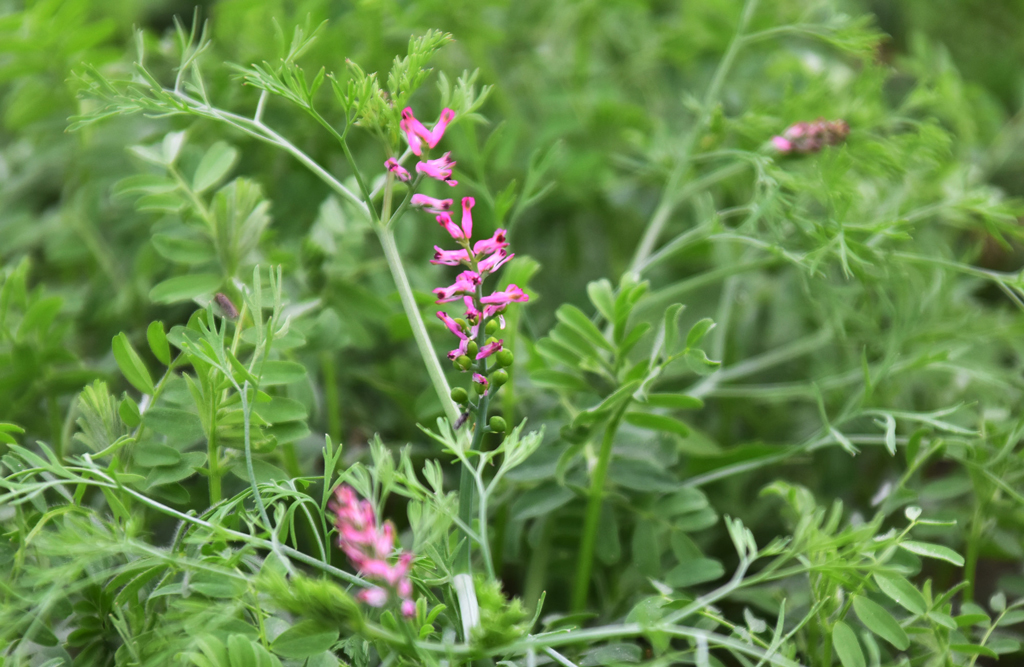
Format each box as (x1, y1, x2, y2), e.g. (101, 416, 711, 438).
(329, 485, 416, 617)
(437, 311, 468, 339)
(431, 246, 471, 266)
(434, 270, 482, 303)
(473, 229, 508, 256)
(411, 194, 453, 214)
(477, 249, 513, 274)
(473, 373, 489, 394)
(480, 284, 529, 306)
(771, 118, 849, 155)
(401, 107, 455, 156)
(476, 339, 503, 360)
(384, 158, 411, 181)
(435, 198, 475, 241)
(417, 152, 458, 186)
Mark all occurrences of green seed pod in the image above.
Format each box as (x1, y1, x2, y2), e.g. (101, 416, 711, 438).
(474, 380, 487, 395)
(485, 319, 499, 335)
(456, 355, 472, 371)
(491, 369, 509, 387)
(454, 318, 469, 332)
(466, 340, 479, 358)
(496, 350, 514, 367)
(485, 336, 498, 346)
(450, 387, 469, 404)
(489, 416, 507, 432)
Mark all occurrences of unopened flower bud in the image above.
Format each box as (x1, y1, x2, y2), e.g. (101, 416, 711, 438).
(215, 293, 238, 319)
(466, 340, 479, 358)
(473, 380, 487, 395)
(489, 416, 507, 432)
(451, 387, 469, 404)
(485, 320, 499, 335)
(485, 336, 498, 346)
(454, 317, 469, 332)
(496, 350, 514, 367)
(456, 355, 472, 371)
(490, 369, 509, 387)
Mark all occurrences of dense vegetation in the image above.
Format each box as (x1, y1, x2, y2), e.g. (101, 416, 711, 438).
(3, 0, 1024, 665)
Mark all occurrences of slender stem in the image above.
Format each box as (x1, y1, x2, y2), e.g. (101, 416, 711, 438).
(457, 391, 490, 574)
(207, 390, 221, 505)
(524, 517, 553, 613)
(572, 402, 629, 611)
(628, 0, 759, 273)
(963, 503, 984, 602)
(377, 228, 459, 423)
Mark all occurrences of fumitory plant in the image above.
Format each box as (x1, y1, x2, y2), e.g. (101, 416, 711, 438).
(3, 0, 1024, 666)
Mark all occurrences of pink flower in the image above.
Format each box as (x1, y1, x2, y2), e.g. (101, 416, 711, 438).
(358, 587, 389, 607)
(411, 194, 453, 214)
(400, 107, 455, 156)
(385, 158, 411, 181)
(417, 152, 458, 186)
(473, 373, 489, 390)
(434, 270, 482, 303)
(478, 249, 513, 274)
(476, 339, 503, 360)
(770, 136, 792, 153)
(401, 599, 416, 618)
(437, 311, 468, 339)
(448, 336, 470, 361)
(426, 108, 455, 147)
(431, 246, 471, 266)
(772, 119, 849, 155)
(473, 229, 508, 256)
(459, 197, 475, 239)
(330, 485, 417, 617)
(480, 284, 529, 306)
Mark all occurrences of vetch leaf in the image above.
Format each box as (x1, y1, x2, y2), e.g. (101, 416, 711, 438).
(193, 142, 240, 193)
(556, 304, 614, 352)
(260, 361, 308, 385)
(873, 574, 927, 615)
(685, 318, 715, 348)
(112, 333, 155, 395)
(152, 234, 216, 265)
(149, 274, 222, 304)
(271, 620, 338, 659)
(587, 279, 615, 322)
(624, 412, 690, 437)
(511, 483, 574, 520)
(899, 541, 964, 566)
(832, 621, 865, 667)
(665, 558, 724, 588)
(147, 321, 171, 365)
(646, 393, 704, 410)
(852, 596, 909, 650)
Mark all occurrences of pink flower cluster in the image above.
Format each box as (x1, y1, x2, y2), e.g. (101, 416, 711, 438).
(384, 108, 529, 400)
(771, 118, 849, 155)
(330, 485, 415, 617)
(383, 107, 458, 186)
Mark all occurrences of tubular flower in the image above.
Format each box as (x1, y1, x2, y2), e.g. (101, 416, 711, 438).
(433, 270, 482, 303)
(473, 229, 508, 256)
(437, 311, 468, 339)
(411, 194, 453, 214)
(431, 246, 471, 266)
(477, 249, 513, 274)
(401, 107, 455, 156)
(416, 152, 458, 186)
(384, 158, 411, 181)
(476, 339, 503, 360)
(329, 486, 416, 617)
(772, 118, 849, 155)
(480, 284, 529, 306)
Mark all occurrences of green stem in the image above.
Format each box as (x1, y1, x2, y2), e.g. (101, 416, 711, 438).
(207, 391, 221, 505)
(524, 517, 553, 613)
(963, 503, 984, 602)
(377, 227, 459, 423)
(572, 402, 629, 611)
(457, 391, 491, 575)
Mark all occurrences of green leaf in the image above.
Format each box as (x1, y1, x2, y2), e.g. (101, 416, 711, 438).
(531, 370, 591, 393)
(899, 541, 964, 566)
(608, 458, 682, 492)
(556, 304, 614, 352)
(949, 644, 998, 659)
(229, 459, 289, 484)
(587, 279, 615, 322)
(631, 520, 660, 578)
(193, 142, 240, 193)
(16, 296, 62, 339)
(852, 596, 909, 650)
(270, 620, 338, 659)
(646, 393, 704, 410)
(255, 396, 308, 424)
(143, 408, 205, 445)
(260, 361, 308, 385)
(662, 303, 685, 354)
(665, 558, 724, 588)
(111, 174, 178, 199)
(149, 274, 222, 304)
(112, 333, 155, 395)
(510, 483, 574, 520)
(152, 234, 216, 265)
(831, 621, 865, 667)
(134, 441, 181, 467)
(873, 574, 927, 615)
(147, 321, 171, 365)
(624, 412, 690, 437)
(119, 396, 141, 428)
(685, 318, 715, 348)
